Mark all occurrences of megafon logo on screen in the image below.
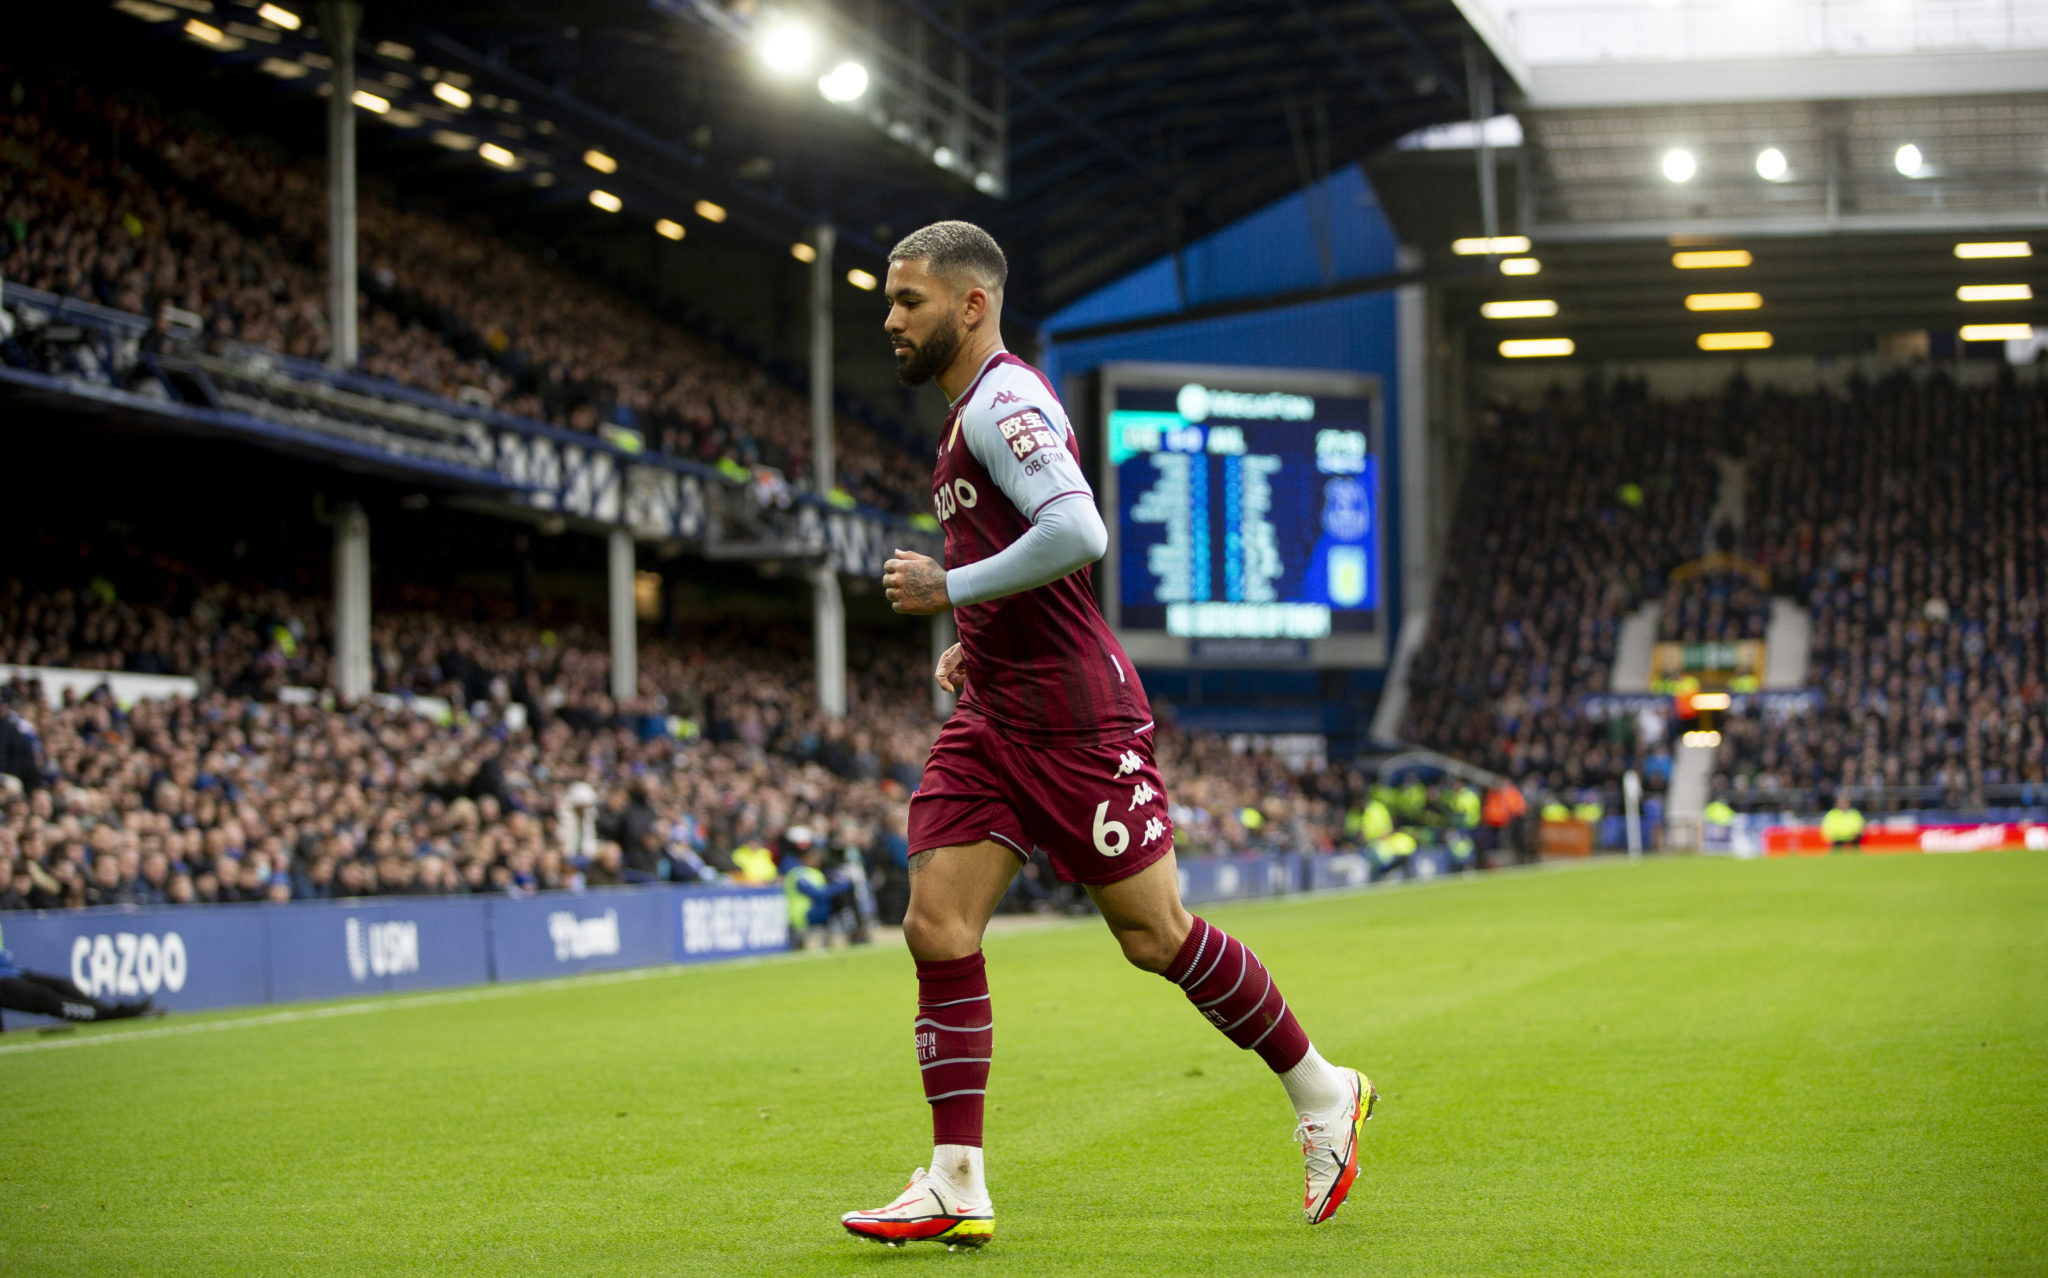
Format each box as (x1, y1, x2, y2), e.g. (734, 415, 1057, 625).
(1176, 383, 1315, 423)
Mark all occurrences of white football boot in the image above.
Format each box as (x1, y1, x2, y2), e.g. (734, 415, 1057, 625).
(1297, 1067, 1377, 1224)
(841, 1167, 994, 1249)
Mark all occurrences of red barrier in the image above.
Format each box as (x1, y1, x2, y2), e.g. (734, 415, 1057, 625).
(1762, 821, 2048, 856)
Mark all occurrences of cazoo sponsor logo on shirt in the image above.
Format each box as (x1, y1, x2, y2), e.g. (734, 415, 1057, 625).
(345, 917, 420, 982)
(548, 908, 621, 962)
(70, 931, 187, 998)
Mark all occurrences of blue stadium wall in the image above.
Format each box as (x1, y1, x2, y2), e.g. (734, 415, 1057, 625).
(1041, 166, 1404, 747)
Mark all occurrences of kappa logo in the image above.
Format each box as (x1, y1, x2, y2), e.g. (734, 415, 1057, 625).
(1127, 780, 1158, 810)
(1143, 816, 1168, 845)
(1114, 749, 1144, 778)
(991, 389, 1023, 407)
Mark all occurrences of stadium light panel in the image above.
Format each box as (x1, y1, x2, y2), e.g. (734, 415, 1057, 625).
(257, 4, 301, 30)
(1687, 292, 1762, 311)
(756, 16, 819, 77)
(1682, 730, 1722, 747)
(1960, 323, 2033, 342)
(1500, 338, 1574, 358)
(433, 81, 472, 109)
(847, 268, 879, 291)
(1500, 257, 1541, 276)
(1755, 147, 1787, 180)
(351, 90, 391, 115)
(1894, 143, 1923, 176)
(116, 1, 178, 21)
(1954, 242, 2031, 259)
(818, 61, 869, 103)
(431, 131, 477, 151)
(1673, 250, 1752, 269)
(654, 219, 686, 241)
(376, 41, 415, 62)
(1956, 284, 2032, 302)
(259, 58, 309, 80)
(932, 146, 955, 169)
(1692, 692, 1733, 711)
(583, 149, 619, 175)
(791, 242, 818, 263)
(1662, 148, 1696, 183)
(1480, 300, 1559, 319)
(184, 18, 227, 46)
(694, 200, 727, 223)
(1697, 331, 1773, 351)
(588, 190, 622, 213)
(478, 142, 517, 168)
(1452, 236, 1531, 256)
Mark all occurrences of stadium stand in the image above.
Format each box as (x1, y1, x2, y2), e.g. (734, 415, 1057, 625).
(1715, 372, 2048, 812)
(1401, 372, 2048, 820)
(1400, 379, 1729, 804)
(0, 552, 1418, 915)
(0, 65, 930, 513)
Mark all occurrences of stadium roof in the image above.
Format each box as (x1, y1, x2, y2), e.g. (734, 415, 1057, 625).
(91, 0, 1485, 320)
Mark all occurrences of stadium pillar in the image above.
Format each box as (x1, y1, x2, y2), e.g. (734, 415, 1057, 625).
(607, 528, 637, 705)
(321, 2, 362, 371)
(332, 502, 372, 702)
(810, 221, 848, 719)
(1370, 247, 1434, 744)
(932, 612, 957, 717)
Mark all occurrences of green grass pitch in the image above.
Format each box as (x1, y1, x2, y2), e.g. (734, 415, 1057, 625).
(4, 853, 2045, 1275)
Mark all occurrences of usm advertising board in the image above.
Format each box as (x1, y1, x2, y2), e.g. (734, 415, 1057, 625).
(0, 885, 788, 1022)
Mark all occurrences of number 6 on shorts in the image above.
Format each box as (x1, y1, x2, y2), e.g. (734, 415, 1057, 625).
(1092, 801, 1129, 857)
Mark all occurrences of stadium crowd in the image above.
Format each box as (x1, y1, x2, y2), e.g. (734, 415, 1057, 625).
(0, 65, 930, 512)
(1714, 372, 2048, 807)
(0, 563, 1440, 915)
(1401, 378, 1728, 800)
(1404, 370, 2048, 814)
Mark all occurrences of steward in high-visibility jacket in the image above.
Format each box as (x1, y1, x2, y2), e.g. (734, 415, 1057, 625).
(1821, 796, 1864, 852)
(1703, 800, 1736, 830)
(1572, 799, 1605, 825)
(1541, 800, 1571, 823)
(1371, 828, 1418, 874)
(1453, 786, 1482, 829)
(1346, 799, 1394, 845)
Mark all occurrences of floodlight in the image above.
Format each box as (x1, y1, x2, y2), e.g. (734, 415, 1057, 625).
(1500, 257, 1541, 276)
(1960, 323, 2032, 341)
(1499, 338, 1573, 358)
(1755, 147, 1786, 180)
(588, 190, 622, 213)
(584, 149, 618, 175)
(818, 61, 869, 103)
(655, 219, 685, 241)
(1451, 236, 1531, 255)
(847, 269, 879, 291)
(1894, 144, 1922, 176)
(433, 81, 472, 109)
(757, 16, 819, 77)
(1480, 300, 1559, 319)
(1673, 250, 1751, 269)
(257, 4, 301, 30)
(1954, 242, 2031, 259)
(351, 90, 391, 115)
(185, 18, 226, 45)
(791, 243, 818, 263)
(478, 142, 516, 168)
(1662, 148, 1696, 183)
(1956, 284, 2031, 302)
(1697, 332, 1772, 351)
(1686, 292, 1762, 311)
(694, 200, 727, 223)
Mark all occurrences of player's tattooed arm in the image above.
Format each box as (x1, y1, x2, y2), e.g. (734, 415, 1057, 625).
(884, 547, 952, 615)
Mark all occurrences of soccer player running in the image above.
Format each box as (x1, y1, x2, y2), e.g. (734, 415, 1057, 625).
(842, 221, 1374, 1249)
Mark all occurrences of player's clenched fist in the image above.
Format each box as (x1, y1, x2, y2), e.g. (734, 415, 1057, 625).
(884, 547, 952, 615)
(934, 642, 965, 693)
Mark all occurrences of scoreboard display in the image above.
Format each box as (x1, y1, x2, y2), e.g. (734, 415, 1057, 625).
(1095, 363, 1388, 668)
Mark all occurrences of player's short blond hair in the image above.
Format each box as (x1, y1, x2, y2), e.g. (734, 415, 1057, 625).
(889, 221, 1008, 296)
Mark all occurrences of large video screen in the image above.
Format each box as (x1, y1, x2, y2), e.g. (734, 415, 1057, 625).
(1097, 363, 1386, 668)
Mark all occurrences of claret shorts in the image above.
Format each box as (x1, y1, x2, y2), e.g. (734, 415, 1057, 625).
(907, 712, 1176, 886)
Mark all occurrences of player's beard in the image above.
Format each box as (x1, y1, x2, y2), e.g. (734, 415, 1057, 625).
(895, 310, 963, 388)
